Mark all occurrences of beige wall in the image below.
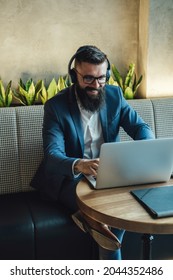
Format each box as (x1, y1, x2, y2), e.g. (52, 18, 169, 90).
(0, 0, 173, 98)
(0, 0, 139, 88)
(137, 0, 173, 98)
(146, 0, 173, 98)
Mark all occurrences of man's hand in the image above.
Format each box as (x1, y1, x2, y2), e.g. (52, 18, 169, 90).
(74, 158, 100, 177)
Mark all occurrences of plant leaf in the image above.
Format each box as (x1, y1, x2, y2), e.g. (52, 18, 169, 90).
(57, 76, 66, 93)
(0, 80, 13, 107)
(64, 74, 72, 87)
(0, 94, 4, 107)
(35, 80, 43, 100)
(19, 78, 25, 89)
(5, 80, 13, 106)
(35, 80, 43, 93)
(0, 80, 6, 101)
(7, 91, 13, 107)
(133, 75, 143, 95)
(27, 82, 36, 105)
(25, 79, 33, 92)
(107, 75, 118, 86)
(18, 85, 28, 97)
(124, 87, 134, 99)
(39, 83, 48, 104)
(47, 78, 58, 99)
(124, 63, 135, 89)
(13, 90, 27, 105)
(111, 64, 123, 90)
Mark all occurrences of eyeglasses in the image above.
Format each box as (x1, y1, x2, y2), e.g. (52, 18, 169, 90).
(75, 69, 107, 84)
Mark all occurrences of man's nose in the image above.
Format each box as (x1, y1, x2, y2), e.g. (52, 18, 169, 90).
(91, 78, 101, 88)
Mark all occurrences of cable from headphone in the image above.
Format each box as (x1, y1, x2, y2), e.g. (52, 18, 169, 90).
(68, 46, 111, 83)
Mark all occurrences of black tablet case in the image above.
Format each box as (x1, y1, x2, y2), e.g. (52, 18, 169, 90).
(130, 186, 173, 218)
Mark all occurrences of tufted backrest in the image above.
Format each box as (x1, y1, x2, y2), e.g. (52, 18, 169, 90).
(0, 105, 44, 194)
(0, 108, 21, 194)
(0, 98, 173, 195)
(16, 105, 44, 192)
(119, 99, 156, 141)
(151, 98, 173, 139)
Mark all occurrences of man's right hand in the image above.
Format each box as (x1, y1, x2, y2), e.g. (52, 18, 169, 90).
(74, 158, 99, 177)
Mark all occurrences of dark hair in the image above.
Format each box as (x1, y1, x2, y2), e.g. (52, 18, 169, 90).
(74, 45, 108, 66)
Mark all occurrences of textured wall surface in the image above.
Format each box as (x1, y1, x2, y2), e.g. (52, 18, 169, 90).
(0, 0, 172, 97)
(147, 0, 173, 97)
(0, 0, 139, 87)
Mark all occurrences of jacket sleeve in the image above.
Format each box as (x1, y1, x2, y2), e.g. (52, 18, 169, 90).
(119, 89, 155, 140)
(43, 99, 77, 179)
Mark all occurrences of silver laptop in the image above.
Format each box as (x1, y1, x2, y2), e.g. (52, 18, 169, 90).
(85, 138, 173, 189)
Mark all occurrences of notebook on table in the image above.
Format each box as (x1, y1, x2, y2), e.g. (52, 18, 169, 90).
(85, 138, 173, 189)
(130, 185, 173, 218)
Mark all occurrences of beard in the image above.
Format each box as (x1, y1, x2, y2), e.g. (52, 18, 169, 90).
(76, 84, 105, 113)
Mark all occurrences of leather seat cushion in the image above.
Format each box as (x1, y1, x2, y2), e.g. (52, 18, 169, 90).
(0, 191, 97, 260)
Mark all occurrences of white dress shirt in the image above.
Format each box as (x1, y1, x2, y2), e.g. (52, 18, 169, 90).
(78, 103, 104, 159)
(72, 95, 104, 176)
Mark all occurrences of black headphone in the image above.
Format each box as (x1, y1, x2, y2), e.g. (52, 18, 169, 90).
(68, 46, 111, 83)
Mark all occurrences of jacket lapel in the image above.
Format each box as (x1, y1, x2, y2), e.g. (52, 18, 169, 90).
(68, 86, 84, 154)
(100, 102, 109, 142)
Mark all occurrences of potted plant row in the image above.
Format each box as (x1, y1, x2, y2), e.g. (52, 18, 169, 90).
(0, 63, 142, 107)
(0, 75, 71, 107)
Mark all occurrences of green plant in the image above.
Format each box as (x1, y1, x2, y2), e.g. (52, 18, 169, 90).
(0, 80, 13, 107)
(39, 75, 72, 104)
(57, 75, 68, 93)
(13, 78, 43, 105)
(111, 63, 143, 99)
(107, 75, 118, 86)
(39, 78, 57, 104)
(64, 74, 72, 87)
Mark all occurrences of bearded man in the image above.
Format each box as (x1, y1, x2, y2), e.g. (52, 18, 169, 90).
(31, 45, 154, 259)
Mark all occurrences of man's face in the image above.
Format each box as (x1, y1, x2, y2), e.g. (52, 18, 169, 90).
(75, 61, 107, 112)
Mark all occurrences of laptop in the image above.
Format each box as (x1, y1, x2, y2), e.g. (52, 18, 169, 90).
(85, 138, 173, 189)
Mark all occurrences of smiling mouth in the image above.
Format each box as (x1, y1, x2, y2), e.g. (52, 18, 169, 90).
(86, 88, 99, 95)
(86, 91, 99, 99)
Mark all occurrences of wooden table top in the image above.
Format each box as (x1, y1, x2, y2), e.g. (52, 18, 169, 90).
(76, 178, 173, 234)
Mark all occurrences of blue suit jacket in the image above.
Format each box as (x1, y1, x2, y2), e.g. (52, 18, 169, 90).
(31, 85, 154, 200)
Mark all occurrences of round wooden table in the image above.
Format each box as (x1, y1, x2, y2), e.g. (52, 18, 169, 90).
(76, 178, 173, 259)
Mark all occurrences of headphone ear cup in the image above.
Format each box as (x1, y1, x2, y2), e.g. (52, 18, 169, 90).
(106, 59, 111, 81)
(106, 69, 111, 82)
(69, 68, 77, 83)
